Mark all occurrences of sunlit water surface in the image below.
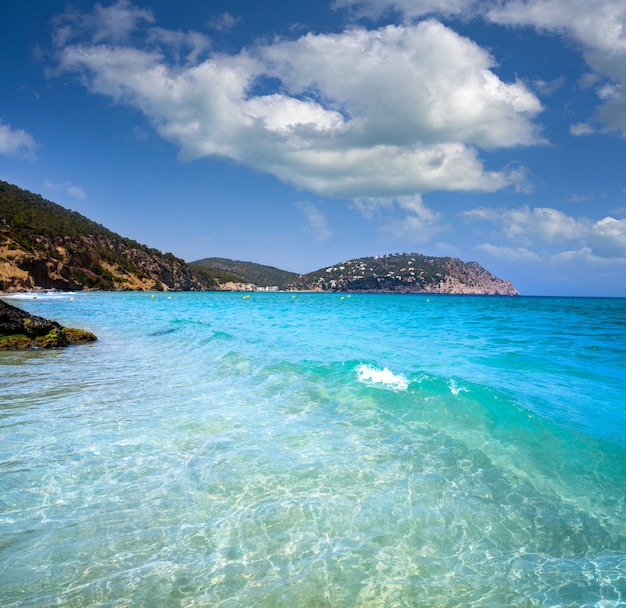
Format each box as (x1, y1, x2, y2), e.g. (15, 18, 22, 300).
(1, 292, 625, 607)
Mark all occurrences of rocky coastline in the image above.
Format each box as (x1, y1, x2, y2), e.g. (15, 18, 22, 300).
(0, 298, 97, 350)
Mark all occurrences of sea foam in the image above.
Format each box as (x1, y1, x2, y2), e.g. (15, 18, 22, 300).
(355, 363, 409, 391)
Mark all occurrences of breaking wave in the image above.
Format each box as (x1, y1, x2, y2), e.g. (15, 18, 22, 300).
(355, 363, 409, 391)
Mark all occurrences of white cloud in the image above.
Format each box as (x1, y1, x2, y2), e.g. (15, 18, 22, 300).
(463, 205, 626, 259)
(261, 22, 542, 150)
(0, 121, 38, 160)
(353, 194, 445, 240)
(296, 202, 332, 240)
(462, 205, 587, 245)
(485, 0, 626, 54)
(385, 195, 445, 240)
(551, 246, 626, 265)
(484, 0, 626, 137)
(51, 3, 542, 200)
(147, 28, 211, 65)
(589, 216, 626, 257)
(332, 0, 476, 20)
(52, 0, 154, 46)
(337, 0, 626, 137)
(208, 12, 241, 32)
(533, 75, 567, 96)
(475, 242, 541, 261)
(567, 194, 594, 203)
(44, 179, 86, 200)
(570, 122, 594, 136)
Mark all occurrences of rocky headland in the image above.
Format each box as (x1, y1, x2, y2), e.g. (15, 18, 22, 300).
(1, 180, 519, 296)
(285, 253, 518, 295)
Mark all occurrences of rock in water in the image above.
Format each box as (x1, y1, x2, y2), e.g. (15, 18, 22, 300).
(0, 299, 97, 349)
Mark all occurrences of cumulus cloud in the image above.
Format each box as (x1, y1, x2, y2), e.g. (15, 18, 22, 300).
(462, 205, 587, 244)
(485, 0, 626, 54)
(551, 246, 626, 265)
(589, 216, 626, 257)
(260, 22, 542, 150)
(463, 205, 626, 259)
(337, 0, 626, 137)
(50, 1, 542, 200)
(0, 121, 38, 160)
(484, 0, 626, 137)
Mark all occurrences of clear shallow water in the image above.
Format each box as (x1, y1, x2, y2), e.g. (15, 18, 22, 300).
(1, 291, 625, 607)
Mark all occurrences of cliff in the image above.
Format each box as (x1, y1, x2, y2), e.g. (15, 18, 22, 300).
(0, 181, 213, 293)
(0, 180, 518, 296)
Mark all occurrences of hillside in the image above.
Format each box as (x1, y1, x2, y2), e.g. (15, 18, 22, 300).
(0, 180, 213, 292)
(287, 253, 518, 295)
(191, 257, 298, 289)
(0, 180, 518, 295)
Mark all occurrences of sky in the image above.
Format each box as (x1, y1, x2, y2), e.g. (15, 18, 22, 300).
(1, 0, 626, 296)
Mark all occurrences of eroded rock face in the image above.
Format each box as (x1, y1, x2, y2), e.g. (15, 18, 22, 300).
(0, 299, 97, 349)
(0, 233, 214, 293)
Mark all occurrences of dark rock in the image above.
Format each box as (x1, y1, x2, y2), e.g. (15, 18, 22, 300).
(0, 299, 97, 349)
(0, 298, 63, 337)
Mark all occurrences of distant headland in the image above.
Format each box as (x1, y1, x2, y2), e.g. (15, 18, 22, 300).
(0, 180, 517, 296)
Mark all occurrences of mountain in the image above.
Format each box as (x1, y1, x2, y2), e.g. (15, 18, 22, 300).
(0, 180, 212, 292)
(0, 180, 518, 295)
(193, 253, 518, 295)
(191, 257, 298, 289)
(287, 253, 519, 295)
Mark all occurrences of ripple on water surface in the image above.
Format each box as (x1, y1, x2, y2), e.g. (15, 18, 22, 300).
(1, 292, 625, 607)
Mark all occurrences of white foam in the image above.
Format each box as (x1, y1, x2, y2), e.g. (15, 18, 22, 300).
(356, 364, 409, 391)
(1, 291, 75, 301)
(448, 378, 468, 396)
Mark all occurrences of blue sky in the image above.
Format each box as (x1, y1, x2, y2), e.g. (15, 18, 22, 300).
(1, 0, 626, 296)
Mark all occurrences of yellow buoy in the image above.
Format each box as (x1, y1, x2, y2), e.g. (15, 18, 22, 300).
(70, 297, 75, 301)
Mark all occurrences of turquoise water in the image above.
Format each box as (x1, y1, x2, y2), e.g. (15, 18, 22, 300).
(1, 291, 625, 607)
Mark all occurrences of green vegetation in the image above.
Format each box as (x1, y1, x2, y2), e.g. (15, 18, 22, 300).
(0, 180, 211, 292)
(192, 257, 298, 288)
(0, 180, 184, 262)
(0, 334, 32, 349)
(287, 252, 515, 294)
(0, 327, 97, 349)
(287, 253, 445, 290)
(0, 180, 514, 294)
(188, 263, 240, 286)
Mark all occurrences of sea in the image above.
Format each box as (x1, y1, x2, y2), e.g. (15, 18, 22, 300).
(1, 291, 625, 607)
